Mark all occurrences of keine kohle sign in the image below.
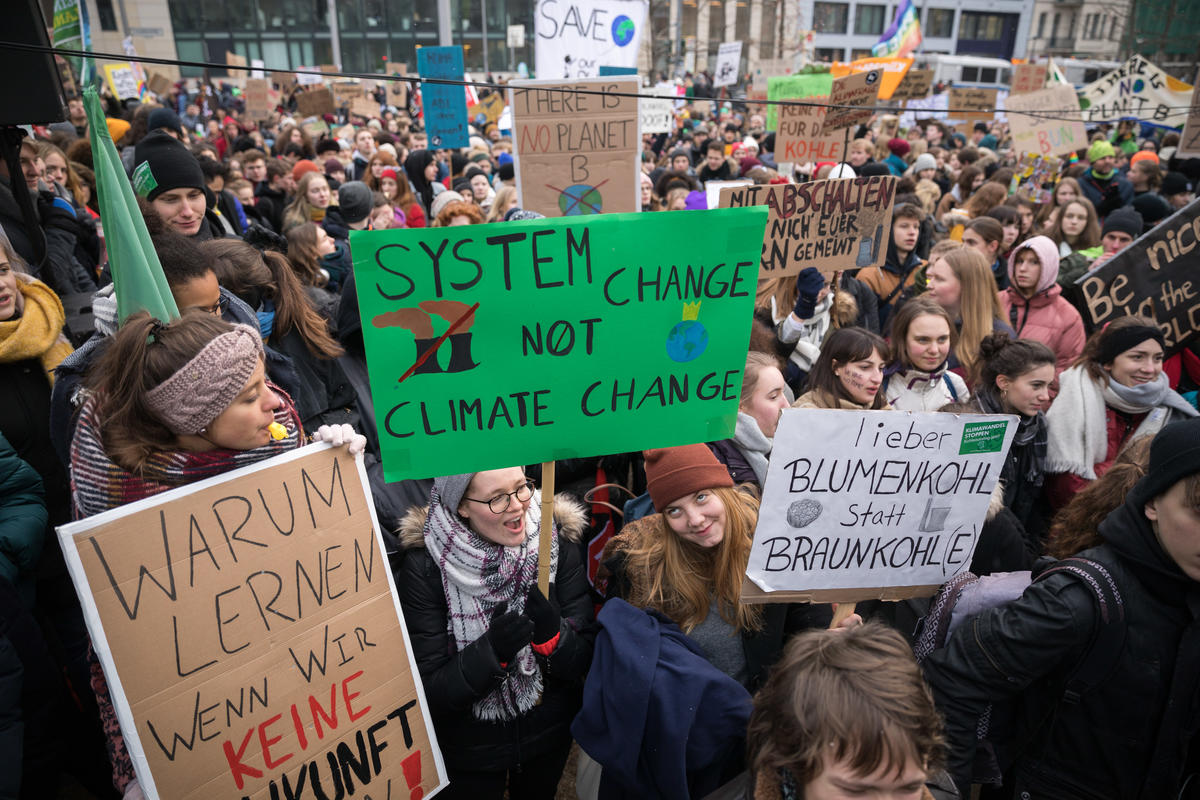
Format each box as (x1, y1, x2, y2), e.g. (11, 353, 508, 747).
(743, 409, 1016, 604)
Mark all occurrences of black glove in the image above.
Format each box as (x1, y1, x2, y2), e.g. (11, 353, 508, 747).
(525, 585, 561, 645)
(485, 602, 534, 664)
(792, 267, 826, 319)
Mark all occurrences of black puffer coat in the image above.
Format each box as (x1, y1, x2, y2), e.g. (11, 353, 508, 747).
(393, 495, 594, 773)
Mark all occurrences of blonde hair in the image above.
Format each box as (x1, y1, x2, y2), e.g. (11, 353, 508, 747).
(486, 185, 518, 222)
(935, 247, 1003, 382)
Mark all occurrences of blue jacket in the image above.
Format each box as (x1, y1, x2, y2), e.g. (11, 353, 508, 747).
(572, 599, 752, 800)
(886, 153, 908, 177)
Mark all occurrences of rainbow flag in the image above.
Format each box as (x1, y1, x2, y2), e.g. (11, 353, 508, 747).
(872, 0, 922, 59)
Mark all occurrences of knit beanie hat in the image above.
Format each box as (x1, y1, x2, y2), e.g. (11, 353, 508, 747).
(497, 162, 515, 181)
(132, 131, 205, 200)
(380, 167, 399, 182)
(1162, 171, 1190, 197)
(504, 208, 546, 221)
(1087, 140, 1116, 162)
(911, 153, 937, 173)
(644, 444, 734, 510)
(434, 473, 476, 514)
(324, 157, 344, 176)
(887, 138, 910, 157)
(859, 162, 892, 178)
(1129, 150, 1159, 167)
(292, 159, 320, 183)
(1131, 193, 1172, 227)
(1128, 418, 1200, 508)
(430, 190, 464, 219)
(147, 107, 185, 138)
(1101, 206, 1143, 239)
(145, 324, 265, 435)
(105, 117, 131, 143)
(338, 181, 373, 224)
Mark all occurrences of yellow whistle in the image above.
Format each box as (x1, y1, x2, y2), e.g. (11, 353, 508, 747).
(267, 422, 287, 440)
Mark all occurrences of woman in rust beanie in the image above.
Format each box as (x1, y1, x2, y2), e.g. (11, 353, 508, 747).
(598, 444, 847, 690)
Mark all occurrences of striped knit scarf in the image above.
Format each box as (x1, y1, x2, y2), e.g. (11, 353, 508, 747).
(70, 387, 303, 519)
(424, 487, 559, 721)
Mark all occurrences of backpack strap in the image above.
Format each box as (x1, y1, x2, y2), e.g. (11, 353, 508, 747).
(942, 372, 959, 402)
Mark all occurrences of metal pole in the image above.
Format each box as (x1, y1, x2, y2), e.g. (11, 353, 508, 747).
(480, 0, 490, 75)
(327, 0, 342, 69)
(438, 0, 453, 46)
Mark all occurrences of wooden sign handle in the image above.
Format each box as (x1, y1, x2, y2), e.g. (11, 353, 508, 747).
(537, 462, 555, 597)
(830, 602, 857, 629)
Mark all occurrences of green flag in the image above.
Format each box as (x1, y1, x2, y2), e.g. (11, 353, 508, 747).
(84, 88, 179, 323)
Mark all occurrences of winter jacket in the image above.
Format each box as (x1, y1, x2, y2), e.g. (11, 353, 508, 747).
(856, 240, 925, 329)
(884, 365, 969, 412)
(1045, 405, 1147, 511)
(0, 178, 95, 297)
(923, 496, 1200, 799)
(885, 153, 908, 177)
(0, 434, 45, 589)
(706, 439, 758, 489)
(393, 496, 594, 773)
(793, 390, 890, 411)
(254, 183, 288, 233)
(1079, 169, 1134, 219)
(1001, 286, 1086, 375)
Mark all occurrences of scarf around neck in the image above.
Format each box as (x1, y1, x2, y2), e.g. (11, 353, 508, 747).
(424, 487, 559, 721)
(0, 275, 74, 383)
(732, 411, 772, 484)
(1102, 372, 1196, 418)
(977, 384, 1047, 489)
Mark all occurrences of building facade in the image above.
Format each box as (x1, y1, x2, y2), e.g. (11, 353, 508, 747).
(1025, 0, 1129, 61)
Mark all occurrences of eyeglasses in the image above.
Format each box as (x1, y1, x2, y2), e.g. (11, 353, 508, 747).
(194, 295, 228, 317)
(465, 480, 536, 514)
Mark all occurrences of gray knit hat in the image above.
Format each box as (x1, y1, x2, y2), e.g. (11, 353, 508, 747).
(145, 324, 264, 434)
(337, 181, 373, 224)
(911, 153, 937, 174)
(434, 473, 476, 514)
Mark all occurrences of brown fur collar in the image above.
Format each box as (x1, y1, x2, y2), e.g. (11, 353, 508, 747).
(397, 492, 589, 549)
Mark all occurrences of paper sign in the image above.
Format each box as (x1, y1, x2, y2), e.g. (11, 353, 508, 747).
(640, 87, 674, 134)
(1011, 63, 1046, 95)
(331, 81, 364, 107)
(296, 86, 335, 117)
(146, 72, 172, 97)
(1175, 68, 1200, 157)
(351, 94, 380, 119)
(890, 68, 932, 101)
(824, 69, 882, 131)
(713, 41, 743, 88)
(832, 56, 912, 101)
(535, 0, 648, 80)
(766, 72, 833, 130)
(1073, 197, 1200, 356)
(301, 118, 329, 137)
(250, 58, 265, 79)
(384, 62, 409, 109)
(349, 209, 767, 481)
(296, 68, 324, 87)
(56, 446, 446, 800)
(1005, 83, 1086, 157)
(741, 409, 1016, 604)
(775, 96, 847, 163)
(1079, 55, 1194, 128)
(104, 63, 140, 100)
(243, 78, 272, 120)
(948, 87, 996, 127)
(718, 176, 898, 279)
(705, 179, 752, 209)
(510, 77, 640, 216)
(417, 46, 469, 149)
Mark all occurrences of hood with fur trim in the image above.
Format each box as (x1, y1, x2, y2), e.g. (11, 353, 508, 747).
(398, 492, 588, 549)
(1007, 235, 1060, 294)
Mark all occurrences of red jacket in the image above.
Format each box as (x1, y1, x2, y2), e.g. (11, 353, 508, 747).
(1045, 405, 1146, 510)
(1000, 284, 1086, 376)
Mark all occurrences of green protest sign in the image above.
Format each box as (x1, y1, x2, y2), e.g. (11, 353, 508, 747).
(351, 209, 767, 481)
(766, 72, 833, 131)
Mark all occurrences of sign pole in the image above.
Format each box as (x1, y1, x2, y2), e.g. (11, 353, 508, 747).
(538, 461, 556, 596)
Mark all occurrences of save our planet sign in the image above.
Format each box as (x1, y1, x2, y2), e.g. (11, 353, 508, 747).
(535, 0, 649, 79)
(350, 209, 767, 481)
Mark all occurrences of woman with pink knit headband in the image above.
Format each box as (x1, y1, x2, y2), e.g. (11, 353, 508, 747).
(67, 310, 367, 799)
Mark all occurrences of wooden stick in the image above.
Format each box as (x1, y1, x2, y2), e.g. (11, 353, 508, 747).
(830, 602, 857, 629)
(537, 461, 556, 597)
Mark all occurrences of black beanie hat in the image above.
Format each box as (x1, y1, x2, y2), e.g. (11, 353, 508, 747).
(337, 181, 373, 224)
(1101, 206, 1143, 240)
(132, 131, 206, 200)
(497, 162, 515, 181)
(1131, 193, 1172, 227)
(1162, 171, 1190, 197)
(147, 107, 185, 138)
(1128, 418, 1200, 508)
(859, 162, 892, 178)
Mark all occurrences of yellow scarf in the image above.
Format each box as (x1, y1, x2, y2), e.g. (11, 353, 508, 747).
(0, 276, 74, 384)
(311, 206, 327, 222)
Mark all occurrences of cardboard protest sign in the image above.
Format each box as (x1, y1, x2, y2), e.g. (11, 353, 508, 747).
(705, 179, 752, 209)
(225, 51, 248, 70)
(351, 94, 380, 120)
(742, 409, 1016, 604)
(417, 46, 468, 148)
(766, 72, 832, 130)
(296, 68, 324, 87)
(948, 87, 996, 127)
(832, 56, 912, 101)
(57, 446, 446, 800)
(775, 96, 846, 163)
(510, 77, 640, 216)
(1080, 55, 1194, 129)
(295, 86, 335, 117)
(331, 81, 364, 107)
(349, 208, 767, 481)
(535, 0, 648, 79)
(1177, 68, 1200, 158)
(385, 61, 409, 108)
(713, 41, 743, 88)
(640, 91, 674, 134)
(468, 91, 505, 125)
(146, 72, 173, 97)
(1073, 197, 1200, 356)
(824, 69, 882, 131)
(1010, 63, 1046, 95)
(1005, 83, 1086, 157)
(243, 78, 272, 120)
(104, 63, 140, 100)
(890, 68, 932, 102)
(719, 176, 897, 280)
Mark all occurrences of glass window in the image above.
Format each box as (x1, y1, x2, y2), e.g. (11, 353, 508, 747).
(813, 3, 849, 33)
(925, 8, 953, 38)
(1036, 12, 1045, 38)
(960, 12, 1003, 40)
(814, 47, 842, 62)
(260, 39, 290, 69)
(961, 66, 977, 82)
(850, 47, 874, 59)
(175, 38, 206, 77)
(96, 0, 119, 30)
(853, 4, 885, 35)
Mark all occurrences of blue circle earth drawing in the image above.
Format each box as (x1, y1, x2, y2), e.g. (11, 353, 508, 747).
(612, 15, 636, 46)
(666, 320, 709, 363)
(558, 184, 604, 215)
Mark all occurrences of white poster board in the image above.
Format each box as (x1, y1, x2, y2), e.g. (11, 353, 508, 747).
(535, 0, 649, 79)
(1079, 55, 1194, 129)
(743, 409, 1016, 604)
(713, 41, 743, 88)
(640, 84, 674, 134)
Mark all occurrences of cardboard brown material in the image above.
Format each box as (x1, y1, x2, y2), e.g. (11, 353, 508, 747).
(296, 86, 335, 118)
(823, 69, 882, 131)
(948, 87, 997, 127)
(1011, 63, 1046, 95)
(243, 78, 272, 121)
(774, 97, 846, 163)
(890, 68, 932, 101)
(1178, 67, 1200, 158)
(1006, 83, 1087, 157)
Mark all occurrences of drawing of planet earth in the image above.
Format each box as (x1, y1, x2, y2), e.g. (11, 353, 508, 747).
(666, 320, 709, 363)
(612, 15, 636, 46)
(558, 184, 604, 215)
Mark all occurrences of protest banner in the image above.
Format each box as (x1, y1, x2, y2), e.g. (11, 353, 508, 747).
(510, 77, 640, 216)
(766, 72, 832, 130)
(1080, 55, 1194, 129)
(741, 408, 1016, 604)
(351, 94, 380, 119)
(719, 176, 897, 280)
(385, 61, 409, 108)
(250, 58, 266, 79)
(535, 0, 648, 79)
(713, 41, 743, 88)
(823, 69, 882, 131)
(468, 91, 506, 125)
(331, 81, 364, 107)
(349, 208, 766, 481)
(1005, 83, 1086, 157)
(775, 96, 846, 163)
(243, 78, 272, 120)
(225, 51, 248, 71)
(146, 71, 172, 97)
(295, 86, 335, 117)
(831, 56, 911, 101)
(640, 89, 674, 134)
(103, 63, 140, 101)
(947, 87, 996, 127)
(417, 46, 469, 148)
(300, 118, 329, 137)
(889, 68, 932, 101)
(295, 68, 324, 87)
(1011, 62, 1046, 95)
(1073, 197, 1200, 356)
(705, 179, 752, 209)
(52, 0, 91, 86)
(1177, 68, 1200, 158)
(57, 445, 446, 800)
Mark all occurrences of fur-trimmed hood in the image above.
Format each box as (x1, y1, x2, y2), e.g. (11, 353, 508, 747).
(397, 492, 588, 550)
